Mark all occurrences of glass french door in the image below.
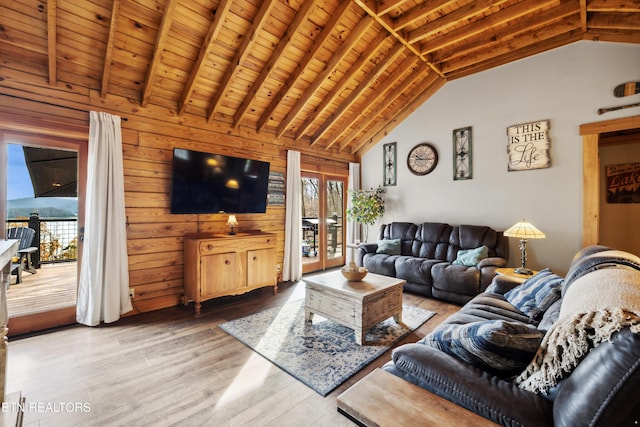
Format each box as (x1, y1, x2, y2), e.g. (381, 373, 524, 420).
(301, 172, 346, 274)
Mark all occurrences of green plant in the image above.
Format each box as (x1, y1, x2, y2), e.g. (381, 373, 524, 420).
(346, 186, 385, 242)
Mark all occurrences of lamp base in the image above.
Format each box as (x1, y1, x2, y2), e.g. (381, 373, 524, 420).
(514, 267, 534, 275)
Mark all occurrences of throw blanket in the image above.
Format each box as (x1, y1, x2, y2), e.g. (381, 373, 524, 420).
(516, 267, 640, 394)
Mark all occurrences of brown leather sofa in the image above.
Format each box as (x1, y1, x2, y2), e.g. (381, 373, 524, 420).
(355, 222, 509, 304)
(382, 246, 640, 426)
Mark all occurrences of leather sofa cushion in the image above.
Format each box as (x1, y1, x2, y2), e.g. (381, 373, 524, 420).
(443, 293, 537, 326)
(431, 263, 481, 296)
(385, 344, 553, 426)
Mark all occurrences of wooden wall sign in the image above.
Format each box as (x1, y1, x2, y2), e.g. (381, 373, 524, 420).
(507, 120, 551, 171)
(606, 162, 640, 203)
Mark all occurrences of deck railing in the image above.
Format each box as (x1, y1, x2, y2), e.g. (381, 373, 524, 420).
(6, 214, 78, 267)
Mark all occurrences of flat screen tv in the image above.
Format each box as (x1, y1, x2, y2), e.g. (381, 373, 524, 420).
(170, 148, 271, 214)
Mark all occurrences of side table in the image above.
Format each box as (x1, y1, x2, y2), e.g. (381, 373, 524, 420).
(495, 267, 539, 283)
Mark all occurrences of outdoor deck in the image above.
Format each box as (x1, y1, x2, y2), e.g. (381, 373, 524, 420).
(6, 262, 77, 318)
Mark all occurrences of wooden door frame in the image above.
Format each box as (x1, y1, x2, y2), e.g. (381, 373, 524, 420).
(1, 111, 88, 335)
(580, 115, 640, 246)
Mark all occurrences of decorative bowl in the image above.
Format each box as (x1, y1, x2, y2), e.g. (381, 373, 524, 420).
(341, 266, 368, 281)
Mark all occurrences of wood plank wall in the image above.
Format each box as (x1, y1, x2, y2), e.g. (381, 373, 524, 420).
(0, 68, 356, 316)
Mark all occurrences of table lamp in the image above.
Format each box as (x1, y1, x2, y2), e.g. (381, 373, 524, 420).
(227, 215, 238, 235)
(503, 220, 545, 275)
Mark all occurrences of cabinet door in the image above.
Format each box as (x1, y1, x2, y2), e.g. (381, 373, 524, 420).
(201, 252, 239, 296)
(247, 248, 275, 288)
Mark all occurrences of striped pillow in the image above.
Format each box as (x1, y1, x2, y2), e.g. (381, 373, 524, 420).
(421, 320, 544, 377)
(504, 268, 563, 319)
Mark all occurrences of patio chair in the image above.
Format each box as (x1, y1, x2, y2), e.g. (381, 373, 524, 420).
(7, 227, 38, 285)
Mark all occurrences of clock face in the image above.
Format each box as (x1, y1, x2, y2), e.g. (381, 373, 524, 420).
(407, 143, 438, 175)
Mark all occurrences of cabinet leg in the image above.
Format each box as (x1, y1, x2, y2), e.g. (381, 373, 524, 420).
(195, 302, 201, 316)
(272, 284, 278, 295)
(355, 329, 364, 345)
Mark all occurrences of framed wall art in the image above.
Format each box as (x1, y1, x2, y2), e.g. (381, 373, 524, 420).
(507, 119, 551, 171)
(383, 142, 397, 186)
(453, 126, 472, 180)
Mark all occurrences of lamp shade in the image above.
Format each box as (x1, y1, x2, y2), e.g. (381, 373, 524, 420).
(227, 215, 238, 226)
(503, 221, 545, 240)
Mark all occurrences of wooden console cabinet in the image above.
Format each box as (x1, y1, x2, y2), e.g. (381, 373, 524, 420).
(183, 232, 277, 315)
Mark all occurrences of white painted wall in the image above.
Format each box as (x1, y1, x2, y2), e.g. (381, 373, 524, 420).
(361, 41, 640, 275)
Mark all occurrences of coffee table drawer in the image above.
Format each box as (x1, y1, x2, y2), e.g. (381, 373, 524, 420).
(306, 291, 356, 326)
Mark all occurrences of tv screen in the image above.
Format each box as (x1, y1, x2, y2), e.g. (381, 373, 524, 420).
(170, 148, 271, 214)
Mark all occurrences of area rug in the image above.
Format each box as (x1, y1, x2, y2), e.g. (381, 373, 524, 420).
(219, 299, 436, 396)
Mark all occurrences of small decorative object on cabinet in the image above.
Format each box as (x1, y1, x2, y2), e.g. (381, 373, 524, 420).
(183, 231, 277, 315)
(407, 143, 438, 175)
(453, 127, 472, 180)
(226, 215, 238, 235)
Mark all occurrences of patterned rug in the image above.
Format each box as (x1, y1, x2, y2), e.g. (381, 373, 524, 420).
(219, 298, 436, 396)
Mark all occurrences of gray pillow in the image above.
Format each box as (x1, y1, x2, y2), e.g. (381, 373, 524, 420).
(376, 239, 401, 255)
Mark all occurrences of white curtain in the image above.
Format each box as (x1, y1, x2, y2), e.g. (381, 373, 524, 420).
(77, 111, 132, 326)
(346, 162, 361, 263)
(282, 150, 302, 281)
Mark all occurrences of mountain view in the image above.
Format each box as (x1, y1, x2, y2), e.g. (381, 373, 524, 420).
(7, 197, 78, 219)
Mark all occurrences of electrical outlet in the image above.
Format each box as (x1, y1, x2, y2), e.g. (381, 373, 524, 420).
(276, 264, 281, 272)
(129, 288, 135, 298)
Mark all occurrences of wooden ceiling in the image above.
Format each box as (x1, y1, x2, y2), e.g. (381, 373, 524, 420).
(1, 0, 639, 156)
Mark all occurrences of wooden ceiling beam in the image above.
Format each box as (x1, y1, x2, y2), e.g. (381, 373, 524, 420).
(355, 0, 445, 78)
(588, 12, 640, 30)
(434, 2, 579, 66)
(376, 0, 415, 17)
(141, 0, 177, 108)
(445, 28, 583, 80)
(47, 0, 57, 85)
(233, 0, 317, 128)
(256, 0, 353, 133)
(407, 0, 500, 45)
(420, 0, 557, 55)
(100, 0, 120, 99)
(207, 0, 277, 123)
(177, 0, 233, 116)
(313, 42, 405, 147)
(353, 72, 445, 155)
(276, 15, 374, 139)
(393, 0, 457, 31)
(580, 0, 588, 32)
(587, 0, 640, 13)
(335, 55, 422, 152)
(294, 31, 391, 140)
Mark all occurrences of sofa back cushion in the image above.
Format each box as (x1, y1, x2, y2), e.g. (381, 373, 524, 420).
(377, 222, 508, 262)
(378, 222, 419, 256)
(447, 225, 508, 262)
(415, 222, 452, 260)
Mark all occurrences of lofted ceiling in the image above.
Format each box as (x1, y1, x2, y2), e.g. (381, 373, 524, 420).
(0, 0, 639, 156)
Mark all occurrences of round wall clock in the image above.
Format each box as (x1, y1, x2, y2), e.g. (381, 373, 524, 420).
(407, 143, 438, 175)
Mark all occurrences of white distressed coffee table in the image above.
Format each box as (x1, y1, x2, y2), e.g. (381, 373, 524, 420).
(304, 270, 406, 345)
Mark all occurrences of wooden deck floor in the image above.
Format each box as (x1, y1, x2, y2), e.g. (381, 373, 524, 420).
(6, 262, 77, 318)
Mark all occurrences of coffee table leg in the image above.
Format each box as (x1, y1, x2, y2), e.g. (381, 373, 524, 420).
(305, 309, 314, 322)
(393, 311, 403, 324)
(355, 328, 364, 345)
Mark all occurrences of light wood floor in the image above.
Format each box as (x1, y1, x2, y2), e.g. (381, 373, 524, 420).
(7, 278, 461, 427)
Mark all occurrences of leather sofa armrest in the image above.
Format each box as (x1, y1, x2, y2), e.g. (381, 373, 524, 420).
(385, 343, 553, 426)
(486, 274, 522, 294)
(355, 243, 378, 267)
(477, 256, 507, 269)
